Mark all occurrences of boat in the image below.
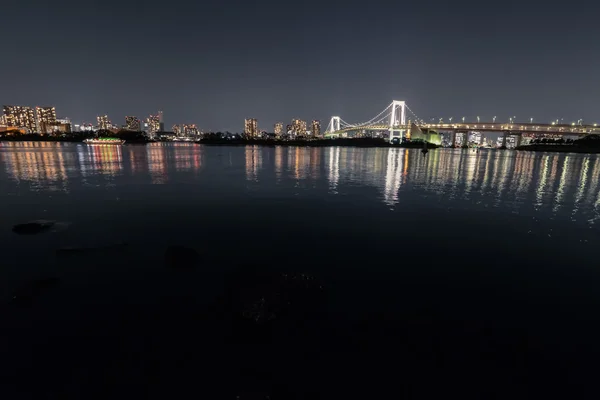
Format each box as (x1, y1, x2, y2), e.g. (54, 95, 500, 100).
(83, 137, 125, 145)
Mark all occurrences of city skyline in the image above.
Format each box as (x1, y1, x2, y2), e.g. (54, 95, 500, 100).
(1, 1, 598, 132)
(0, 103, 330, 135)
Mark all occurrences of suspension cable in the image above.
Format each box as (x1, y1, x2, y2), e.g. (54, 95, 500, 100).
(339, 102, 393, 128)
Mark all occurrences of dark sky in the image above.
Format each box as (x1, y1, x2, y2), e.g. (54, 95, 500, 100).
(2, 0, 599, 131)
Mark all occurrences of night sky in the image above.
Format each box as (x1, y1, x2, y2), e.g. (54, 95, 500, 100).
(2, 0, 598, 131)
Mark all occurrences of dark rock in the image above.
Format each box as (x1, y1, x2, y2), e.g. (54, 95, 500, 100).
(56, 242, 128, 257)
(165, 245, 200, 268)
(10, 277, 60, 306)
(12, 220, 55, 235)
(222, 264, 326, 327)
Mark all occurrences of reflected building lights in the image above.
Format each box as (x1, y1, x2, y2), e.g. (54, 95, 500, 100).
(586, 158, 600, 206)
(245, 146, 262, 181)
(291, 147, 310, 180)
(328, 147, 340, 193)
(494, 153, 515, 207)
(146, 143, 168, 184)
(463, 153, 477, 198)
(489, 153, 503, 192)
(275, 146, 284, 180)
(172, 143, 201, 172)
(2, 145, 600, 222)
(128, 147, 148, 174)
(535, 156, 550, 209)
(384, 148, 404, 206)
(1, 142, 70, 191)
(521, 153, 537, 197)
(309, 148, 320, 180)
(574, 158, 590, 210)
(554, 156, 570, 213)
(88, 144, 123, 175)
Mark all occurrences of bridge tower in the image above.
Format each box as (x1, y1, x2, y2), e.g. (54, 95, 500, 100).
(329, 116, 341, 133)
(389, 100, 406, 142)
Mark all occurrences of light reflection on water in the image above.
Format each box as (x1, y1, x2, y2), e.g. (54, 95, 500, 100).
(2, 142, 600, 225)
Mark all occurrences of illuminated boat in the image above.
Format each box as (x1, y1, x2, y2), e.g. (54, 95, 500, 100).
(83, 137, 125, 145)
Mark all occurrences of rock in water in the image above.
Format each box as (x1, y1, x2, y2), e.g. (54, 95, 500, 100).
(56, 242, 128, 257)
(165, 245, 200, 268)
(12, 220, 55, 235)
(10, 277, 60, 306)
(223, 264, 326, 326)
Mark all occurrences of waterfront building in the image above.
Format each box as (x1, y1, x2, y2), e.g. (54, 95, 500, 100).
(184, 124, 199, 136)
(44, 118, 72, 134)
(3, 105, 36, 132)
(291, 119, 307, 136)
(35, 107, 57, 134)
(274, 122, 283, 136)
(311, 120, 321, 137)
(172, 124, 185, 136)
(158, 111, 164, 131)
(245, 118, 258, 137)
(97, 115, 109, 130)
(125, 116, 141, 131)
(147, 114, 160, 135)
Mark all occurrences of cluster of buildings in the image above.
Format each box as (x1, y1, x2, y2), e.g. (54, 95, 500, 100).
(1, 106, 71, 134)
(244, 118, 321, 138)
(0, 105, 171, 137)
(2, 104, 323, 140)
(96, 112, 165, 136)
(172, 124, 200, 137)
(81, 112, 201, 139)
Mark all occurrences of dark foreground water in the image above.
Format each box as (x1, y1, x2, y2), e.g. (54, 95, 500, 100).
(1, 142, 600, 398)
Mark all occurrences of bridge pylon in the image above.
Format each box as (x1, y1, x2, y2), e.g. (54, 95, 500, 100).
(389, 100, 406, 142)
(329, 116, 341, 133)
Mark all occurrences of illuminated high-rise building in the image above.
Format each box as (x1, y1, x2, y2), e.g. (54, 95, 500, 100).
(125, 116, 141, 131)
(3, 105, 36, 133)
(35, 106, 57, 134)
(184, 124, 199, 136)
(97, 115, 109, 130)
(291, 119, 307, 136)
(274, 122, 283, 136)
(286, 124, 292, 134)
(147, 114, 160, 135)
(311, 120, 321, 137)
(244, 118, 258, 137)
(172, 124, 183, 136)
(158, 110, 164, 131)
(44, 118, 72, 134)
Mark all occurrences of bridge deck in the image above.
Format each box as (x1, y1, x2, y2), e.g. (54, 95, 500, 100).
(328, 122, 600, 136)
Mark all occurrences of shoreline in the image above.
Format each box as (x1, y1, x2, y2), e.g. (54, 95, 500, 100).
(5, 139, 600, 153)
(195, 139, 437, 148)
(0, 138, 442, 149)
(515, 145, 600, 154)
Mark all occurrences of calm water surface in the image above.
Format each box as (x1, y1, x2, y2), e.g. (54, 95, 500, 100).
(1, 142, 600, 398)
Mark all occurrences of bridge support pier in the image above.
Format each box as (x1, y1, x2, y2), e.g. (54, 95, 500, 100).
(463, 132, 469, 147)
(515, 133, 522, 148)
(388, 101, 407, 143)
(502, 132, 508, 148)
(451, 132, 457, 147)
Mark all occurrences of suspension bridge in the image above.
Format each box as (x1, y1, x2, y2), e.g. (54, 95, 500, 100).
(324, 101, 420, 142)
(324, 100, 600, 144)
